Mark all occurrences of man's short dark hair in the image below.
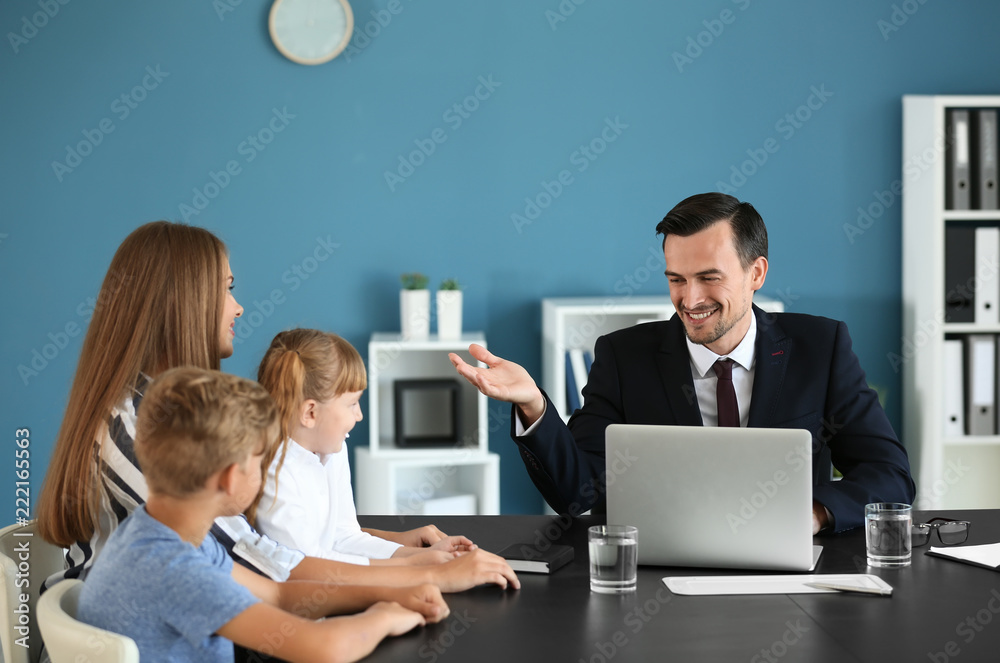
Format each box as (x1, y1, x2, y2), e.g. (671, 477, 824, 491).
(655, 193, 768, 270)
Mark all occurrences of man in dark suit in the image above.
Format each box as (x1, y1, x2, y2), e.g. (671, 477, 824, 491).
(450, 193, 915, 533)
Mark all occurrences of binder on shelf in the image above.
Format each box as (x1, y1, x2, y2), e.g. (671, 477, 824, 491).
(947, 109, 971, 210)
(568, 348, 588, 410)
(583, 350, 594, 373)
(975, 226, 1000, 324)
(942, 339, 965, 437)
(965, 334, 996, 436)
(974, 109, 999, 210)
(565, 351, 581, 413)
(945, 225, 976, 323)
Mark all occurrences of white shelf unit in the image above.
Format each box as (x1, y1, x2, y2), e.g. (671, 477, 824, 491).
(903, 95, 1000, 510)
(354, 332, 500, 515)
(542, 295, 784, 421)
(354, 447, 499, 516)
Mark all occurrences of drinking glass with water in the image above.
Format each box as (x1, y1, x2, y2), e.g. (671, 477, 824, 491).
(865, 503, 912, 568)
(588, 525, 638, 593)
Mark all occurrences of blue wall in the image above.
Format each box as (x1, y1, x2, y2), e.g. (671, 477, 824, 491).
(3, 0, 1000, 520)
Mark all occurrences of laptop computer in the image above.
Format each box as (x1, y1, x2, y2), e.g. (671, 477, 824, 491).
(604, 424, 822, 572)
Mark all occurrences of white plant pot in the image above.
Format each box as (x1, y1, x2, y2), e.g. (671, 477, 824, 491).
(400, 289, 430, 339)
(437, 290, 463, 340)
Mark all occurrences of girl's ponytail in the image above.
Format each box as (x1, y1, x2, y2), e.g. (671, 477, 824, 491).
(248, 341, 304, 525)
(249, 328, 366, 525)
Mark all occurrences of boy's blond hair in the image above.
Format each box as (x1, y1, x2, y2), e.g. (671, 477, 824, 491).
(135, 367, 279, 497)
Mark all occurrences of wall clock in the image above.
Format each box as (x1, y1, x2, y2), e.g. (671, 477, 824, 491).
(269, 0, 354, 65)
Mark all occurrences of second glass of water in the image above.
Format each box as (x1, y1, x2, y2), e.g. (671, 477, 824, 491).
(588, 525, 638, 593)
(865, 502, 912, 568)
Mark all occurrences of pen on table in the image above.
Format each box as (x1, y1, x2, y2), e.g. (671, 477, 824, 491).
(804, 582, 893, 597)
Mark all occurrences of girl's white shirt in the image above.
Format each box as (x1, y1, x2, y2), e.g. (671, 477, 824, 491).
(256, 438, 402, 564)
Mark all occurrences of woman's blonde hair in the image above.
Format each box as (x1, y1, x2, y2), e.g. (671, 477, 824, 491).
(248, 329, 366, 524)
(38, 221, 229, 547)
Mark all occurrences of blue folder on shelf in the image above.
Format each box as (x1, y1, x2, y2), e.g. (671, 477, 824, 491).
(565, 351, 580, 413)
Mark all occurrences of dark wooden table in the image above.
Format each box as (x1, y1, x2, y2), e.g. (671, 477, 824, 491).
(359, 510, 1000, 662)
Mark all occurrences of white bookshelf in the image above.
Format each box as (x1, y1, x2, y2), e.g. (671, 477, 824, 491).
(902, 95, 1000, 510)
(354, 332, 500, 515)
(354, 448, 499, 516)
(542, 295, 784, 421)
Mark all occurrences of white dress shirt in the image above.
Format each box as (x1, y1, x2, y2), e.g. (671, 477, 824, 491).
(517, 312, 759, 434)
(686, 311, 757, 427)
(255, 439, 402, 564)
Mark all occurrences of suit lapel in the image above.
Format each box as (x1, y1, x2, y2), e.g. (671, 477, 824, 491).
(748, 306, 791, 428)
(656, 315, 704, 426)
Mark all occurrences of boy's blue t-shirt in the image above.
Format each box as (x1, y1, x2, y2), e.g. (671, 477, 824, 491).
(77, 505, 260, 662)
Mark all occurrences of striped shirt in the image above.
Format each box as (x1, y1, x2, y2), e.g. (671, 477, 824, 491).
(44, 377, 304, 590)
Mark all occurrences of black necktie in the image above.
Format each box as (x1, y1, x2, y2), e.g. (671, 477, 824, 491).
(712, 358, 739, 427)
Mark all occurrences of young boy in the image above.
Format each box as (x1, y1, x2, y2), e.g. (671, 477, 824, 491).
(77, 367, 450, 662)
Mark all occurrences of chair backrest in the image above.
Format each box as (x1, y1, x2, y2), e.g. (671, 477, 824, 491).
(0, 520, 67, 663)
(37, 579, 139, 663)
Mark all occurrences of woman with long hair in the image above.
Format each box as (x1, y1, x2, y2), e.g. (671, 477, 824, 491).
(37, 220, 518, 593)
(38, 220, 245, 577)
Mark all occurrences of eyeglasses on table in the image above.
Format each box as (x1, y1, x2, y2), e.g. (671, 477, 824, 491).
(911, 517, 971, 547)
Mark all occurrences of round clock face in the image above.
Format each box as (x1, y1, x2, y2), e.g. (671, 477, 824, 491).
(269, 0, 354, 65)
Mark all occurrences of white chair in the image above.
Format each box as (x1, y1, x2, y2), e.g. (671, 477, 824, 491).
(0, 520, 67, 663)
(37, 580, 138, 663)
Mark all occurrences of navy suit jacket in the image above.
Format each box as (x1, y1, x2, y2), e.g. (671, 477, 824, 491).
(512, 306, 915, 532)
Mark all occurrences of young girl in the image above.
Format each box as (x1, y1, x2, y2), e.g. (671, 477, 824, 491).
(253, 328, 474, 564)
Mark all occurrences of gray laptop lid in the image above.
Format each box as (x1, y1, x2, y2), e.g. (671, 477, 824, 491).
(605, 424, 816, 571)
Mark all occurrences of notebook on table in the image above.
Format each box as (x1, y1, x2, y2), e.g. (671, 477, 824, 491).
(604, 424, 821, 572)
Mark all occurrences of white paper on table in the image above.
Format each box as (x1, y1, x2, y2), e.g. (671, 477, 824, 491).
(928, 542, 1000, 568)
(662, 574, 892, 596)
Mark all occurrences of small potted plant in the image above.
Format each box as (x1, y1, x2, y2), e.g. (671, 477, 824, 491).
(400, 273, 430, 339)
(437, 278, 463, 340)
